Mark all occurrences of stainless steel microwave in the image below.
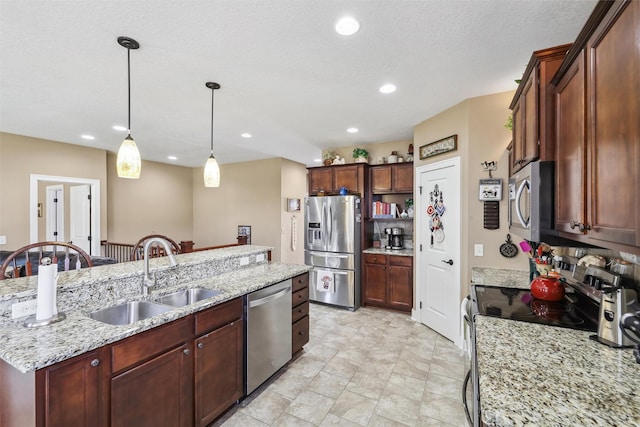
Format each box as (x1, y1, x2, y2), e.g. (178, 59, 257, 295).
(508, 161, 555, 242)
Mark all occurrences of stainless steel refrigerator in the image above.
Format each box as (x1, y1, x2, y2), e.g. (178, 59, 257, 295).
(304, 195, 361, 310)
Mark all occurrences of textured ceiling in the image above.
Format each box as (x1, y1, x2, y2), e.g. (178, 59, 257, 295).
(0, 0, 596, 168)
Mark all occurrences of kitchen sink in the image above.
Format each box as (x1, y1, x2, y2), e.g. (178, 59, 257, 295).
(153, 288, 221, 307)
(89, 300, 174, 325)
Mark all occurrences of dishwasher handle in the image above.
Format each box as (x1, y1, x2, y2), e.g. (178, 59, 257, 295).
(248, 286, 291, 308)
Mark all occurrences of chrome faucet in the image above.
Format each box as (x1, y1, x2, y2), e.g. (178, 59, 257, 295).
(142, 237, 178, 296)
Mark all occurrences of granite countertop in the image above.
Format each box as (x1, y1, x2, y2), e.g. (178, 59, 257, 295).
(363, 247, 413, 257)
(0, 260, 310, 373)
(476, 315, 640, 426)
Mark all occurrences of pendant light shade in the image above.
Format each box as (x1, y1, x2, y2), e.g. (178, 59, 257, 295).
(204, 82, 221, 187)
(116, 36, 142, 179)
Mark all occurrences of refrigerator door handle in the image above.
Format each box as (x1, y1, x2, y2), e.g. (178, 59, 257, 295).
(307, 251, 349, 259)
(327, 203, 333, 248)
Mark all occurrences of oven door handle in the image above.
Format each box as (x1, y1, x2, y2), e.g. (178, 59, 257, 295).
(462, 368, 473, 426)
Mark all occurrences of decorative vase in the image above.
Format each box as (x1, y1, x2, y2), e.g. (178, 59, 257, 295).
(323, 159, 332, 166)
(354, 156, 368, 163)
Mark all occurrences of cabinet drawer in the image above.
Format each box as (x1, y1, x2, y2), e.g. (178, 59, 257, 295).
(292, 315, 309, 355)
(195, 297, 243, 336)
(292, 287, 309, 307)
(364, 253, 387, 265)
(292, 301, 309, 323)
(292, 272, 309, 293)
(389, 255, 412, 267)
(111, 317, 192, 374)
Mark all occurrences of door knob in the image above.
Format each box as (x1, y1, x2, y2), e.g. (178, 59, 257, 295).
(441, 259, 454, 266)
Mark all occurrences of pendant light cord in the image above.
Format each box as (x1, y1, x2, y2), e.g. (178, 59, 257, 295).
(210, 86, 214, 155)
(127, 47, 131, 134)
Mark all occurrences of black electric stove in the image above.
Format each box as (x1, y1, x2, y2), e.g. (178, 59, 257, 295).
(471, 284, 598, 332)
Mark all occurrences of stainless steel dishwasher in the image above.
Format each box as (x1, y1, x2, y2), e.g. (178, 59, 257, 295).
(245, 279, 292, 395)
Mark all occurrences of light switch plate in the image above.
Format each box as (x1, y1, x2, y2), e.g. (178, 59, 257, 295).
(0, 235, 6, 245)
(474, 244, 484, 257)
(240, 257, 249, 266)
(256, 254, 265, 262)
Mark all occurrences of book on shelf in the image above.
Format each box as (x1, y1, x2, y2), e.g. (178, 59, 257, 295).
(372, 201, 398, 218)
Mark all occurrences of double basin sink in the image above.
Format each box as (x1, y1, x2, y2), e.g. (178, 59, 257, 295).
(89, 288, 221, 326)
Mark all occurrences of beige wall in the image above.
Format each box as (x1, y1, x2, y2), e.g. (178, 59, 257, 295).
(0, 132, 108, 248)
(192, 158, 284, 261)
(280, 159, 307, 265)
(325, 140, 414, 165)
(414, 91, 524, 295)
(106, 153, 194, 244)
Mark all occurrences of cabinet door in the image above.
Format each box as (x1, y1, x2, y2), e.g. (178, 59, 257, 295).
(308, 168, 333, 195)
(111, 344, 193, 427)
(370, 166, 392, 193)
(522, 70, 539, 165)
(195, 320, 244, 427)
(37, 349, 107, 427)
(586, 0, 640, 248)
(388, 256, 413, 312)
(555, 50, 587, 235)
(364, 262, 387, 305)
(392, 163, 414, 193)
(511, 101, 524, 172)
(334, 165, 362, 194)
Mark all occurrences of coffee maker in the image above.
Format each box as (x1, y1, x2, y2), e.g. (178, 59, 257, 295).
(384, 227, 404, 250)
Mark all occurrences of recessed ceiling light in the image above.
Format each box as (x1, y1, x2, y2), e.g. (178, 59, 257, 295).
(379, 84, 396, 94)
(81, 134, 95, 140)
(335, 16, 360, 36)
(241, 133, 252, 138)
(168, 155, 177, 160)
(347, 127, 359, 134)
(113, 125, 127, 131)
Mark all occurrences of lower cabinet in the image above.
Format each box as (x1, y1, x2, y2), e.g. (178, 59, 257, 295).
(291, 272, 310, 355)
(364, 254, 413, 312)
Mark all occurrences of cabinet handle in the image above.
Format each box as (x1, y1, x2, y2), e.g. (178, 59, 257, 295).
(578, 223, 591, 232)
(90, 359, 100, 367)
(197, 342, 204, 349)
(183, 349, 190, 355)
(570, 221, 578, 229)
(298, 331, 305, 336)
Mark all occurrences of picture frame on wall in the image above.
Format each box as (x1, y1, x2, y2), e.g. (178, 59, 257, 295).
(287, 198, 301, 212)
(238, 225, 251, 244)
(419, 134, 457, 159)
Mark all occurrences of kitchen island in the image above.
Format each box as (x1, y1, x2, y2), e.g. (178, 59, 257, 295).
(475, 314, 640, 426)
(0, 246, 310, 427)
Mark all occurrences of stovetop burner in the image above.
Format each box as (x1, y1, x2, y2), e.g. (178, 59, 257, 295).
(472, 285, 598, 332)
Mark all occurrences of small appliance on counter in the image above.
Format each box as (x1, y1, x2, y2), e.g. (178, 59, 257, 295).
(594, 286, 639, 348)
(383, 227, 404, 250)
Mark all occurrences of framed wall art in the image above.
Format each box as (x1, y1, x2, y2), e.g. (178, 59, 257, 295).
(238, 225, 251, 244)
(287, 198, 301, 212)
(419, 134, 457, 159)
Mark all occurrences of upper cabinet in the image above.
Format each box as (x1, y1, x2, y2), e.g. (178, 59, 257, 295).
(510, 43, 571, 174)
(553, 0, 640, 252)
(307, 164, 365, 196)
(370, 163, 413, 194)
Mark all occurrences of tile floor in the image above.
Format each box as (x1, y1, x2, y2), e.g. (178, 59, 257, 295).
(214, 303, 468, 427)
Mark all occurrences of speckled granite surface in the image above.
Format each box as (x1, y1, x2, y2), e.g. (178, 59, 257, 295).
(471, 267, 530, 288)
(0, 246, 310, 373)
(476, 315, 640, 427)
(363, 247, 413, 257)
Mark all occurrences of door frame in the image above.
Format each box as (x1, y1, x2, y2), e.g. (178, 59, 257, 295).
(413, 156, 462, 347)
(30, 174, 101, 255)
(45, 184, 65, 243)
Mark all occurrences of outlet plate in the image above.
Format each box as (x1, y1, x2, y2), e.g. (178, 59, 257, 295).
(239, 257, 249, 266)
(12, 299, 37, 319)
(256, 254, 265, 262)
(474, 244, 484, 257)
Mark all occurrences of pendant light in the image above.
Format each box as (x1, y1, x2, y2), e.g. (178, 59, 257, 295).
(116, 36, 142, 179)
(203, 82, 221, 187)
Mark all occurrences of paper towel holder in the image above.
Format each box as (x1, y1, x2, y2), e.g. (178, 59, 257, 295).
(24, 312, 66, 328)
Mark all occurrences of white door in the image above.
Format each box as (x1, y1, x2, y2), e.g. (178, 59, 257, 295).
(45, 185, 64, 243)
(70, 184, 92, 254)
(415, 157, 461, 345)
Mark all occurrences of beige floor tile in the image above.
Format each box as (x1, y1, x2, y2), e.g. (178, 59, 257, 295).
(309, 371, 349, 399)
(273, 412, 317, 426)
(428, 355, 465, 380)
(366, 414, 410, 427)
(374, 391, 421, 426)
(357, 359, 395, 381)
(239, 390, 292, 424)
(424, 372, 463, 401)
(286, 356, 327, 379)
(420, 391, 468, 426)
(214, 411, 269, 426)
(323, 354, 361, 380)
(319, 413, 362, 426)
(269, 370, 313, 400)
(285, 390, 335, 425)
(345, 371, 387, 400)
(330, 390, 378, 426)
(384, 373, 426, 402)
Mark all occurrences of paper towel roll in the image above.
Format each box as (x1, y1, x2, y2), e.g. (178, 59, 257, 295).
(35, 263, 58, 321)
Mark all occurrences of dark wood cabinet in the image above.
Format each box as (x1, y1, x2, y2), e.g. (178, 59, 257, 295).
(363, 253, 413, 312)
(553, 0, 640, 252)
(37, 349, 108, 427)
(111, 343, 193, 427)
(308, 164, 365, 196)
(510, 43, 571, 174)
(370, 163, 413, 194)
(291, 272, 309, 355)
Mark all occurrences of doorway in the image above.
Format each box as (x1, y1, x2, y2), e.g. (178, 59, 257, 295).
(45, 185, 65, 243)
(414, 157, 461, 345)
(30, 174, 101, 255)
